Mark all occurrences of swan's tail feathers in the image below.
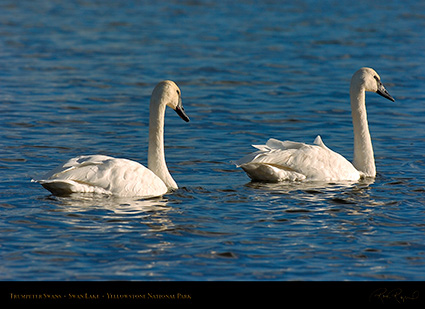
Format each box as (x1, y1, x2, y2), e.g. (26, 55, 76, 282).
(235, 138, 310, 182)
(236, 138, 305, 166)
(38, 179, 78, 196)
(266, 138, 305, 150)
(233, 152, 262, 167)
(239, 163, 306, 182)
(37, 179, 110, 196)
(251, 144, 270, 152)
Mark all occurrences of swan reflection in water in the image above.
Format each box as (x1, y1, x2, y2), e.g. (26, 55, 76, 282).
(46, 193, 174, 233)
(245, 177, 377, 206)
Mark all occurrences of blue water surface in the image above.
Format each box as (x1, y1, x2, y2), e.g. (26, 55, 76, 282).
(1, 0, 425, 280)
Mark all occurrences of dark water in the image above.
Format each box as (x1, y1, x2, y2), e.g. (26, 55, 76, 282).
(1, 0, 425, 280)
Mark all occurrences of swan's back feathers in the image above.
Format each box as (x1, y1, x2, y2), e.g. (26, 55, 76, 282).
(236, 136, 361, 182)
(313, 135, 328, 148)
(39, 155, 168, 197)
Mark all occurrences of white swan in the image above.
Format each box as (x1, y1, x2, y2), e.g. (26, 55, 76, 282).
(236, 67, 395, 182)
(37, 80, 190, 197)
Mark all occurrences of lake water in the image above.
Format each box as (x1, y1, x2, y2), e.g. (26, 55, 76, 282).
(1, 0, 425, 281)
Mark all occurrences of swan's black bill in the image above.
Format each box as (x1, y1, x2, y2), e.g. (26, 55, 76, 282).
(175, 106, 190, 122)
(376, 83, 395, 102)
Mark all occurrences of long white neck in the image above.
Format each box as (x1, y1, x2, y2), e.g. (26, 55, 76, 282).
(147, 98, 178, 189)
(350, 84, 376, 177)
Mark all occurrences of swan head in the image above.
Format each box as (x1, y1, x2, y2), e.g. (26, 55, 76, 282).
(352, 67, 395, 102)
(152, 80, 190, 122)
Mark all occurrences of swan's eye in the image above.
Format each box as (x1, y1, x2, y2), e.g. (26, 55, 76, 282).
(373, 76, 380, 82)
(176, 90, 180, 95)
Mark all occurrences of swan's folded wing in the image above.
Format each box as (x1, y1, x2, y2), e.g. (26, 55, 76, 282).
(39, 155, 168, 197)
